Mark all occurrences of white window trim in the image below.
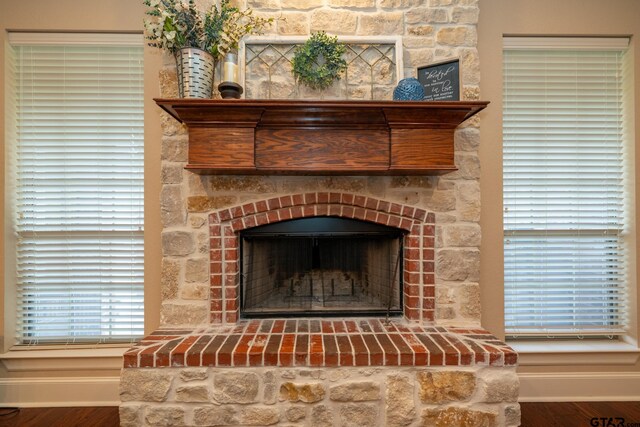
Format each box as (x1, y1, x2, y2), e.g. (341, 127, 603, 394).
(0, 346, 127, 372)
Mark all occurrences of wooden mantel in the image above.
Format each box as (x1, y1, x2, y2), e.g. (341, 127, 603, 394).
(155, 99, 489, 175)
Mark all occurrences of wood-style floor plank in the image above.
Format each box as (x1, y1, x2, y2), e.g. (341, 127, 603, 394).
(0, 407, 119, 427)
(521, 402, 640, 427)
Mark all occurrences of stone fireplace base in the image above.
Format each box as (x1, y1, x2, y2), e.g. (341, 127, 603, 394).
(120, 319, 519, 426)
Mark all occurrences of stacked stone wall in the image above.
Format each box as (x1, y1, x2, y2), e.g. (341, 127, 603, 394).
(120, 366, 520, 426)
(159, 0, 483, 327)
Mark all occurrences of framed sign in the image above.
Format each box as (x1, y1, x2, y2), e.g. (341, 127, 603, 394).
(417, 58, 460, 101)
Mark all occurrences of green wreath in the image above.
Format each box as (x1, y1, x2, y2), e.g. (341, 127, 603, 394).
(292, 32, 348, 91)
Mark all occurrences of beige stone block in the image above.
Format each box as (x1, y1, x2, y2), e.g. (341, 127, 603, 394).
(386, 374, 416, 426)
(251, 0, 281, 9)
(407, 26, 435, 37)
(281, 0, 324, 9)
(425, 190, 456, 212)
(329, 381, 380, 401)
(421, 407, 498, 427)
(380, 0, 425, 8)
(443, 224, 481, 247)
(437, 179, 456, 190)
(264, 370, 278, 404)
(285, 406, 307, 422)
(194, 231, 207, 255)
(505, 404, 521, 426)
(190, 215, 207, 229)
(187, 195, 238, 212)
(310, 9, 358, 34)
(437, 26, 477, 46)
(436, 286, 456, 304)
(459, 0, 478, 4)
(406, 8, 449, 25)
(160, 111, 187, 137)
(357, 12, 403, 35)
(390, 190, 421, 206)
(318, 177, 367, 192)
(436, 249, 480, 281)
(418, 371, 476, 403)
(161, 185, 186, 227)
(161, 164, 183, 184)
(188, 173, 207, 196)
(430, 0, 455, 5)
(460, 283, 481, 319)
(160, 302, 208, 325)
(329, 0, 375, 7)
(451, 6, 479, 23)
(391, 176, 435, 189)
(180, 283, 209, 300)
(186, 258, 209, 283)
(207, 176, 277, 193)
(463, 85, 480, 100)
(340, 403, 379, 427)
(120, 369, 173, 402)
(176, 385, 211, 403)
(454, 127, 480, 152)
(436, 306, 456, 320)
(119, 404, 141, 427)
(456, 181, 480, 222)
(180, 369, 209, 382)
(405, 48, 436, 68)
(460, 48, 480, 84)
(193, 406, 238, 426)
(160, 258, 180, 300)
(145, 406, 186, 427)
(278, 11, 310, 35)
(449, 153, 480, 179)
(240, 407, 280, 425)
(366, 176, 388, 197)
(159, 68, 179, 98)
(213, 372, 260, 403)
(279, 382, 326, 403)
(162, 231, 195, 256)
(311, 405, 335, 427)
(161, 136, 188, 162)
(480, 369, 520, 403)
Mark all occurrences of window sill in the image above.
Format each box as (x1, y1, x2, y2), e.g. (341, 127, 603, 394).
(0, 346, 128, 372)
(509, 340, 640, 366)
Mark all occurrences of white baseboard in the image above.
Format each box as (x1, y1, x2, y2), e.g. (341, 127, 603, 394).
(519, 371, 640, 402)
(0, 376, 121, 407)
(2, 372, 639, 407)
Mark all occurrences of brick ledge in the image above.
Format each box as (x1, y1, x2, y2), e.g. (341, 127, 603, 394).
(124, 319, 516, 369)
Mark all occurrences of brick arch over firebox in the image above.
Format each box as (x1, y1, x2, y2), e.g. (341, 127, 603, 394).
(208, 192, 435, 324)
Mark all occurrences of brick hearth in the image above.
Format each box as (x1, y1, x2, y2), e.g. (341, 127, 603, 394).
(123, 319, 517, 369)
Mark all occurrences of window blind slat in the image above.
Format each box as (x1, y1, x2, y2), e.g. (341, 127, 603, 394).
(502, 44, 629, 338)
(10, 40, 144, 344)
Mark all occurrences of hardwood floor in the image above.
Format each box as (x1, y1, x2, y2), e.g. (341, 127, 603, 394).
(521, 402, 640, 427)
(0, 407, 119, 427)
(0, 402, 638, 426)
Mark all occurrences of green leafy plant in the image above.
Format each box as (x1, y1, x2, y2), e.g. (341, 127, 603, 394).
(144, 0, 273, 60)
(292, 32, 348, 91)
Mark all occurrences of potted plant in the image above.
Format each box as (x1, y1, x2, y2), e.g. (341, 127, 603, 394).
(143, 0, 273, 98)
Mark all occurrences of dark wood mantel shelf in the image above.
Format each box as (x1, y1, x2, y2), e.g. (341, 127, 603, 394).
(155, 99, 489, 175)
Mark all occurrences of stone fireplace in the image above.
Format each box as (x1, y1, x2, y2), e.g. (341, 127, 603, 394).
(120, 1, 520, 426)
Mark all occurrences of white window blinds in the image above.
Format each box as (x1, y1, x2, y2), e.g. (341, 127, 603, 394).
(8, 33, 144, 344)
(502, 37, 630, 337)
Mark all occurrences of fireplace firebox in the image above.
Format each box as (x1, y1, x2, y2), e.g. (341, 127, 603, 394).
(240, 217, 404, 317)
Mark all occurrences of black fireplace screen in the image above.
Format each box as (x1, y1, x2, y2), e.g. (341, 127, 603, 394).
(240, 217, 403, 317)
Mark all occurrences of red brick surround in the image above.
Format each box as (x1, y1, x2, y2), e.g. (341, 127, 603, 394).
(123, 319, 517, 368)
(208, 192, 435, 324)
